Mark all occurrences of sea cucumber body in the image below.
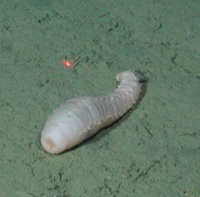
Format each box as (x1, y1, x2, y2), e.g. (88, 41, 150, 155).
(41, 71, 141, 154)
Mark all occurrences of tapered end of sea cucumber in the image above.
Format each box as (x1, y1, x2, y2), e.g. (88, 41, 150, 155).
(115, 70, 141, 101)
(116, 71, 138, 82)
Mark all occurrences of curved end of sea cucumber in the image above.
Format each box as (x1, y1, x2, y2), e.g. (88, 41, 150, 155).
(116, 71, 138, 82)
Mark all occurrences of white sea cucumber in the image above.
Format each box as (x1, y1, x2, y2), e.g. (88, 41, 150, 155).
(41, 71, 141, 154)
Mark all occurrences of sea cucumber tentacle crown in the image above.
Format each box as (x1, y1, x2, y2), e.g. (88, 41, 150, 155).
(41, 71, 141, 154)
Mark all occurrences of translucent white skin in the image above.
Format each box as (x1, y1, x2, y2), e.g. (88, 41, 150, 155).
(41, 71, 141, 154)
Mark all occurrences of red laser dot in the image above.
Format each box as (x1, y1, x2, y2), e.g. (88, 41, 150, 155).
(62, 60, 73, 68)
